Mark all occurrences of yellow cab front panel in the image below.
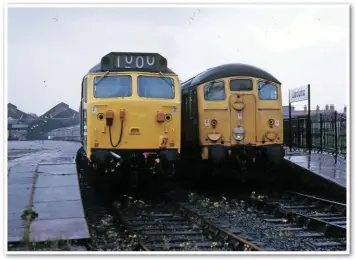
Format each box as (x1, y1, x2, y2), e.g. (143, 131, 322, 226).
(197, 77, 283, 150)
(85, 72, 181, 160)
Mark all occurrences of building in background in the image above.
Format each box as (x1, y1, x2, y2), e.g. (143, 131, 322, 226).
(7, 102, 79, 140)
(282, 104, 347, 119)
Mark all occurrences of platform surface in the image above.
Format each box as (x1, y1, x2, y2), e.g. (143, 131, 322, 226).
(7, 141, 90, 243)
(284, 151, 346, 188)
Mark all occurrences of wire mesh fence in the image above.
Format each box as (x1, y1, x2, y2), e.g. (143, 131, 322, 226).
(284, 111, 347, 158)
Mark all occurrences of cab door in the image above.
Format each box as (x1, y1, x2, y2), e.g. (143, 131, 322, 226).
(184, 88, 199, 158)
(190, 89, 199, 148)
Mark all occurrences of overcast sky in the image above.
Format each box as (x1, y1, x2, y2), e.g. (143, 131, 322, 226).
(8, 5, 349, 115)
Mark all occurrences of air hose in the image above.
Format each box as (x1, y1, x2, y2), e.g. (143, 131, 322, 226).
(109, 119, 124, 147)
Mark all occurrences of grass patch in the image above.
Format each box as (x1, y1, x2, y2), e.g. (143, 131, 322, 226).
(22, 169, 40, 247)
(21, 209, 38, 221)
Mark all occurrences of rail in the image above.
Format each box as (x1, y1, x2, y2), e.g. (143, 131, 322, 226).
(112, 194, 263, 251)
(250, 191, 347, 240)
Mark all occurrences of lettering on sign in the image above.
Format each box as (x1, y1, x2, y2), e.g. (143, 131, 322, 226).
(237, 112, 243, 120)
(205, 119, 210, 126)
(292, 90, 305, 98)
(289, 85, 309, 103)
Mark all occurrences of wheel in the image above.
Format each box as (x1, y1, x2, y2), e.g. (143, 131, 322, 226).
(102, 171, 114, 206)
(160, 159, 176, 180)
(91, 163, 103, 193)
(152, 161, 166, 193)
(129, 168, 140, 190)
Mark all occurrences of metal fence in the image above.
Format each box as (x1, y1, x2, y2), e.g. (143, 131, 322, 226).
(284, 111, 347, 157)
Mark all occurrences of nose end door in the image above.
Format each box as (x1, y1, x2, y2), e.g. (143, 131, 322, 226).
(229, 94, 256, 145)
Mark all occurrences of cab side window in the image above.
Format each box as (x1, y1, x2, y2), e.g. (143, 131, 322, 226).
(204, 81, 225, 101)
(83, 77, 88, 102)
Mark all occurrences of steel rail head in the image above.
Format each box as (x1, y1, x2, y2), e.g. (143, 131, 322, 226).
(111, 205, 151, 251)
(289, 192, 346, 208)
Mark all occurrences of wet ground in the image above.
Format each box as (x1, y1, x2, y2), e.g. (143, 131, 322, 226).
(284, 153, 346, 188)
(8, 141, 49, 161)
(7, 140, 89, 251)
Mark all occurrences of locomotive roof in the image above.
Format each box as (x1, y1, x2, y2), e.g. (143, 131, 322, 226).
(181, 63, 281, 90)
(88, 63, 177, 75)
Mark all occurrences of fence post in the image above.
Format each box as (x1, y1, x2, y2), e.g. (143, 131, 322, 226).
(288, 101, 292, 152)
(334, 111, 338, 157)
(295, 117, 301, 150)
(320, 113, 323, 153)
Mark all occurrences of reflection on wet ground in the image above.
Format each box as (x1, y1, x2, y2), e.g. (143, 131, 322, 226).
(284, 153, 346, 188)
(7, 140, 89, 247)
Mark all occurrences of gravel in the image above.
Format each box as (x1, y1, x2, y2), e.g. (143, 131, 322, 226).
(172, 190, 346, 251)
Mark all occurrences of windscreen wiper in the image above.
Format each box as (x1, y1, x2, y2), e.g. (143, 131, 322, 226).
(94, 71, 110, 86)
(159, 71, 174, 88)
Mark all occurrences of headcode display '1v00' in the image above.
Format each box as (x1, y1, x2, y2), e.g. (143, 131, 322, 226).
(100, 52, 168, 72)
(115, 55, 156, 69)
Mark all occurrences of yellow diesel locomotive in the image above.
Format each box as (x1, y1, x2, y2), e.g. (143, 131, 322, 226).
(76, 52, 181, 197)
(180, 63, 284, 182)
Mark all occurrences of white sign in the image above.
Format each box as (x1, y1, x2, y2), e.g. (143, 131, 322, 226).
(205, 119, 210, 126)
(172, 107, 177, 115)
(237, 112, 243, 120)
(92, 106, 97, 115)
(275, 120, 280, 126)
(289, 85, 309, 103)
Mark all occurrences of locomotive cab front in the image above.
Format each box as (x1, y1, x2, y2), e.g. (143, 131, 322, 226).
(200, 77, 284, 164)
(77, 52, 181, 195)
(181, 63, 285, 181)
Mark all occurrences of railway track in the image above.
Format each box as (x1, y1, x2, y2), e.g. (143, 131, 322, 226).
(111, 195, 263, 251)
(162, 188, 348, 251)
(249, 191, 347, 249)
(79, 162, 347, 252)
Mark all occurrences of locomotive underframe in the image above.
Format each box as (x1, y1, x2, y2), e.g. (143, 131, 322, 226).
(90, 148, 178, 165)
(207, 143, 285, 164)
(76, 147, 178, 201)
(195, 144, 285, 184)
